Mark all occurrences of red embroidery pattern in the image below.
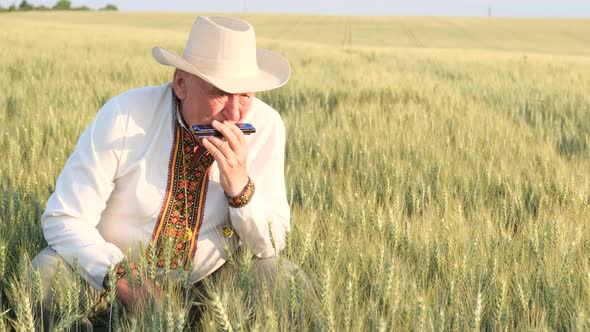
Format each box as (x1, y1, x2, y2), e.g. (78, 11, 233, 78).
(150, 122, 215, 269)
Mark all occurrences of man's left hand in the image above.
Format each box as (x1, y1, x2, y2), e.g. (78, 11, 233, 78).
(201, 120, 249, 196)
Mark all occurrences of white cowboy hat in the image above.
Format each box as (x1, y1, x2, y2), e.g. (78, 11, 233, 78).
(152, 16, 291, 93)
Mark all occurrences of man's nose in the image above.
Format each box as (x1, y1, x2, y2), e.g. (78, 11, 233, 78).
(224, 95, 241, 122)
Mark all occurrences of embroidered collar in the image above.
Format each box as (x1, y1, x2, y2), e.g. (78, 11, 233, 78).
(149, 99, 215, 270)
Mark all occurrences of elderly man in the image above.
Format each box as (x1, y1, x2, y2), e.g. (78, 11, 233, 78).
(32, 16, 292, 326)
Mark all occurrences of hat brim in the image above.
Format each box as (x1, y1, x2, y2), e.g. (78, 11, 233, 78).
(152, 46, 291, 94)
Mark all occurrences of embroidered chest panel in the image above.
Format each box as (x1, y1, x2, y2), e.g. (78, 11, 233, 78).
(150, 122, 215, 269)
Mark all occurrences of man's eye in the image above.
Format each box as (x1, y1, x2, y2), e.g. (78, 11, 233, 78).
(213, 91, 229, 101)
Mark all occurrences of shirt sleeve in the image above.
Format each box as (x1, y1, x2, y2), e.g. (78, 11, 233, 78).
(228, 116, 290, 258)
(42, 98, 127, 290)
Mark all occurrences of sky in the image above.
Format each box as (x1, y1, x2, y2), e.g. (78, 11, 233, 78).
(2, 0, 590, 18)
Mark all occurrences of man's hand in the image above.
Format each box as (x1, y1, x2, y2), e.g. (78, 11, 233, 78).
(201, 120, 250, 196)
(115, 269, 161, 312)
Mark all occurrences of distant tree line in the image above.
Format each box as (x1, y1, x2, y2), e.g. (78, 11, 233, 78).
(0, 0, 117, 12)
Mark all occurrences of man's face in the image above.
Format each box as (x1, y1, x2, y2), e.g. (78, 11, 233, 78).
(174, 70, 254, 126)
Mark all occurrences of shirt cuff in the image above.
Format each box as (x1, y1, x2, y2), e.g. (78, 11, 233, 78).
(228, 191, 277, 258)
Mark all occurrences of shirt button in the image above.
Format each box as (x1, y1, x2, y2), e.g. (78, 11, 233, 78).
(222, 226, 234, 238)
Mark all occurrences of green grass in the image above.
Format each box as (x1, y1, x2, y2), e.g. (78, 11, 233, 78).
(1, 11, 590, 331)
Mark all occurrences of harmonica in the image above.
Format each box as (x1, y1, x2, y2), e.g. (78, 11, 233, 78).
(192, 123, 256, 138)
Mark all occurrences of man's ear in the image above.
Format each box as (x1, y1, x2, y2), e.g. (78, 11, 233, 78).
(173, 69, 187, 100)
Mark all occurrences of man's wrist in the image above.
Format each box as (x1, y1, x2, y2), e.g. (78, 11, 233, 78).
(225, 177, 255, 208)
(103, 262, 137, 291)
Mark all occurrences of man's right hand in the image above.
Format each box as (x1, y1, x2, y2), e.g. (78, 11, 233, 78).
(115, 269, 162, 312)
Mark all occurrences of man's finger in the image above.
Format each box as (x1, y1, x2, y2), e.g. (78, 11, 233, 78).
(206, 136, 234, 161)
(202, 138, 232, 169)
(212, 120, 240, 149)
(224, 121, 246, 145)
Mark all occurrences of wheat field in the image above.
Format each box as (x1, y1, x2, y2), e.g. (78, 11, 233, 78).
(0, 12, 589, 331)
